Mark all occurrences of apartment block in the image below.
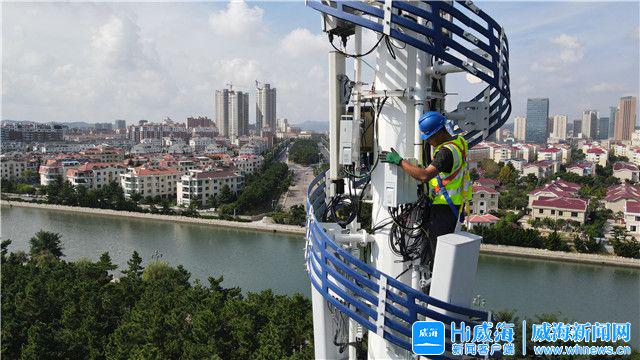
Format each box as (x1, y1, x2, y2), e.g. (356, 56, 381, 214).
(120, 166, 180, 199)
(177, 169, 243, 207)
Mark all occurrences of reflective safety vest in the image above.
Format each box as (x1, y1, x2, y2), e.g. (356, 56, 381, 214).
(428, 135, 472, 219)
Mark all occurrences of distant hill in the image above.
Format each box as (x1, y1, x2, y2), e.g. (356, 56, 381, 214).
(1, 119, 93, 129)
(295, 120, 328, 133)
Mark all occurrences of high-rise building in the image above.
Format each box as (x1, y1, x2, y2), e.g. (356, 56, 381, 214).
(229, 90, 249, 139)
(215, 89, 230, 137)
(614, 96, 637, 141)
(114, 119, 126, 130)
(513, 116, 526, 141)
(551, 115, 567, 140)
(525, 98, 549, 143)
(597, 117, 609, 140)
(609, 106, 618, 139)
(256, 83, 277, 134)
(581, 110, 598, 139)
(572, 120, 582, 138)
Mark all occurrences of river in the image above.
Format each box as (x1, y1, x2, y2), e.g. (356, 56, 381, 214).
(2, 205, 639, 341)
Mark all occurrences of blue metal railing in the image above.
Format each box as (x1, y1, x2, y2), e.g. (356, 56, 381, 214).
(305, 172, 489, 355)
(306, 0, 511, 147)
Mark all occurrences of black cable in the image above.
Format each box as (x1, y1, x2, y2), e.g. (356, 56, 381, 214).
(329, 33, 384, 58)
(384, 36, 397, 60)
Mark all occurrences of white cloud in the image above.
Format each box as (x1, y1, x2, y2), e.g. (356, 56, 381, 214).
(586, 82, 626, 93)
(212, 58, 263, 87)
(280, 28, 326, 58)
(208, 1, 265, 39)
(550, 34, 584, 63)
(530, 33, 584, 73)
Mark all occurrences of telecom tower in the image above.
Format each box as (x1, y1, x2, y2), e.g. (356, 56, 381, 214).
(304, 1, 510, 359)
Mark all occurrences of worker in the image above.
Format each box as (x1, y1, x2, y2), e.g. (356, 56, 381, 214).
(380, 111, 472, 267)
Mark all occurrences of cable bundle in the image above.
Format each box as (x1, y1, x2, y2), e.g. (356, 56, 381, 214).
(388, 196, 431, 262)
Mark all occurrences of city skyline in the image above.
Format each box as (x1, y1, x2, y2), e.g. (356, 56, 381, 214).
(2, 1, 639, 124)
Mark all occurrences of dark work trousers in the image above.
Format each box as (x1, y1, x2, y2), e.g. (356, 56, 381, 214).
(421, 204, 458, 270)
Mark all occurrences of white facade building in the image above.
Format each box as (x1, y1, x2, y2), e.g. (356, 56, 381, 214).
(120, 166, 180, 199)
(177, 169, 243, 207)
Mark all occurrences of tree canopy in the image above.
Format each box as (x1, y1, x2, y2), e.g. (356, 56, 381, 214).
(1, 232, 314, 359)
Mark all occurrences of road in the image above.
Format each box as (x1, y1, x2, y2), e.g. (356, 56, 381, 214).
(279, 149, 315, 209)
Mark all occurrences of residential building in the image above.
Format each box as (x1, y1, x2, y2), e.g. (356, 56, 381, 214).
(177, 169, 243, 207)
(612, 162, 639, 182)
(572, 120, 582, 138)
(550, 115, 567, 140)
(585, 147, 608, 167)
(528, 179, 580, 207)
(215, 88, 249, 139)
(530, 197, 588, 224)
(567, 161, 596, 177)
(186, 116, 213, 129)
(522, 160, 558, 178)
(215, 89, 230, 137)
(1, 155, 40, 181)
(65, 162, 126, 189)
(120, 166, 181, 200)
(256, 83, 277, 133)
(1, 123, 66, 143)
(581, 110, 598, 139)
(525, 98, 549, 143)
(604, 183, 640, 213)
(513, 116, 526, 141)
(231, 155, 264, 175)
(597, 117, 609, 140)
(624, 201, 640, 235)
(537, 147, 563, 163)
(614, 96, 637, 141)
(79, 146, 125, 163)
(464, 214, 500, 230)
(189, 137, 217, 153)
(38, 159, 83, 185)
(474, 177, 500, 189)
(469, 184, 499, 214)
(609, 106, 618, 140)
(114, 119, 127, 130)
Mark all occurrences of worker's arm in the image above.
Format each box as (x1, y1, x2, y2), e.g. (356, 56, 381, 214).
(380, 148, 440, 183)
(399, 160, 439, 183)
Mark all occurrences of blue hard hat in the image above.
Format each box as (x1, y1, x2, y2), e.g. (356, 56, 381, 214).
(418, 111, 447, 140)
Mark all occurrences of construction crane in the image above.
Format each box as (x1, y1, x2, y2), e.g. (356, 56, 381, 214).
(304, 1, 511, 359)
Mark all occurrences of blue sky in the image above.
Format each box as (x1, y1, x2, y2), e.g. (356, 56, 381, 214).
(2, 1, 638, 125)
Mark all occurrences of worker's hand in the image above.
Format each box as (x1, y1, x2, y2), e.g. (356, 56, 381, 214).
(380, 148, 403, 166)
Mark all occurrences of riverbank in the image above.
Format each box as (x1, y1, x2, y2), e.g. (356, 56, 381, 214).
(3, 200, 639, 269)
(1, 200, 307, 236)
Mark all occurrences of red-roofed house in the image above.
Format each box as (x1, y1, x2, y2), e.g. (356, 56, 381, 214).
(465, 214, 500, 229)
(65, 162, 126, 189)
(177, 169, 244, 207)
(604, 183, 640, 213)
(624, 201, 640, 235)
(527, 178, 580, 207)
(531, 197, 588, 224)
(537, 147, 563, 163)
(567, 161, 596, 177)
(612, 162, 639, 182)
(475, 177, 500, 189)
(522, 160, 559, 179)
(470, 184, 499, 215)
(120, 166, 181, 200)
(585, 147, 608, 166)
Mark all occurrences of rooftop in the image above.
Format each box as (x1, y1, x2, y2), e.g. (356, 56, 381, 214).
(531, 196, 588, 211)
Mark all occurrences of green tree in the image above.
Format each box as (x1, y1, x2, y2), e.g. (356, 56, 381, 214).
(217, 185, 236, 205)
(497, 163, 518, 185)
(288, 139, 320, 165)
(609, 226, 640, 259)
(544, 231, 570, 252)
(123, 251, 144, 278)
(29, 230, 64, 259)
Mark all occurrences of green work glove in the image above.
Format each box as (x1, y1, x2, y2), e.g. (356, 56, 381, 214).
(380, 148, 403, 166)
